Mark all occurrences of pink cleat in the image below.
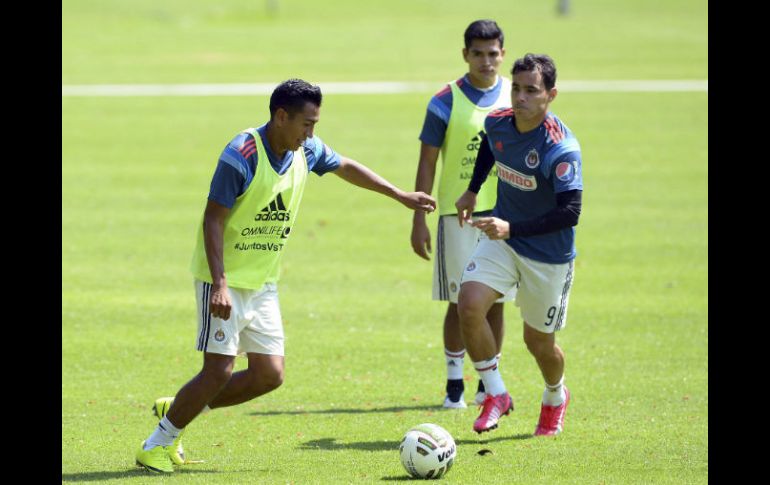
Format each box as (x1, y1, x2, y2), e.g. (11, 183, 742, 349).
(473, 392, 513, 433)
(534, 386, 570, 436)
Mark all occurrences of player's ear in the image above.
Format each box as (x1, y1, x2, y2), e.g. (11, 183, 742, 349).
(275, 108, 288, 126)
(462, 47, 469, 62)
(548, 88, 558, 103)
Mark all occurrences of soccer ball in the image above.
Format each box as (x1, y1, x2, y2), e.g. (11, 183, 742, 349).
(399, 423, 457, 479)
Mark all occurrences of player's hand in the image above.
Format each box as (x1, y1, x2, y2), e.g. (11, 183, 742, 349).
(471, 217, 510, 240)
(411, 219, 432, 260)
(210, 284, 232, 320)
(455, 191, 477, 227)
(397, 191, 436, 213)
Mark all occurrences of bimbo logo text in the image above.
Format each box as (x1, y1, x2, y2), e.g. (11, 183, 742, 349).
(495, 162, 537, 191)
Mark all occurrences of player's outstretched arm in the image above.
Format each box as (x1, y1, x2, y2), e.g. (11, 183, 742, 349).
(333, 157, 437, 212)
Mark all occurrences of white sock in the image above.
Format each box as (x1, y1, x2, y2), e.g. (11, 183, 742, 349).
(145, 415, 183, 450)
(474, 356, 506, 396)
(542, 376, 566, 406)
(445, 348, 465, 380)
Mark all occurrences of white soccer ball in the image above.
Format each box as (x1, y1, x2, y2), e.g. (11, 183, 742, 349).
(399, 423, 457, 479)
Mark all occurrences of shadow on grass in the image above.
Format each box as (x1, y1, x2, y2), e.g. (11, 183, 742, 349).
(61, 467, 219, 482)
(250, 403, 441, 416)
(299, 433, 531, 452)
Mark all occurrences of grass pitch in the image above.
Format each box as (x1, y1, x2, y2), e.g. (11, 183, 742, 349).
(62, 1, 707, 483)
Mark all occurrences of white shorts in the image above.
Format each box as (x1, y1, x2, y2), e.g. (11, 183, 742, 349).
(460, 237, 575, 334)
(194, 279, 284, 356)
(433, 215, 515, 304)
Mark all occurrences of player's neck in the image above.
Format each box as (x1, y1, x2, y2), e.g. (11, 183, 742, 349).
(515, 114, 547, 134)
(466, 72, 497, 90)
(265, 121, 291, 157)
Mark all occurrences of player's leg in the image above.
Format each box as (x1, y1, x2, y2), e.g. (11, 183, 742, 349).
(434, 215, 471, 408)
(517, 256, 574, 436)
(458, 281, 513, 433)
(458, 237, 518, 432)
(209, 281, 285, 407)
(137, 352, 235, 472)
(474, 302, 505, 404)
(457, 282, 500, 363)
(442, 302, 467, 408)
(136, 279, 242, 472)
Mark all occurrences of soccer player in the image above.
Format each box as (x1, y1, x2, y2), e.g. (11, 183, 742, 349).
(455, 54, 582, 435)
(135, 79, 436, 473)
(410, 19, 515, 409)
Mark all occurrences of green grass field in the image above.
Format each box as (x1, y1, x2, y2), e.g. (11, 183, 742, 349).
(62, 0, 708, 483)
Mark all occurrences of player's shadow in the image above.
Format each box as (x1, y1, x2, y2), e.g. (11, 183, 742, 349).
(61, 467, 219, 482)
(249, 403, 439, 416)
(299, 433, 531, 452)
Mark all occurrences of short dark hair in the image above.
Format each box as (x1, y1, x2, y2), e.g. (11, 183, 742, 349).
(512, 54, 557, 90)
(269, 79, 322, 119)
(464, 19, 504, 49)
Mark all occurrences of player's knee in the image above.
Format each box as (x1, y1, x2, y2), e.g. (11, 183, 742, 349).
(259, 366, 284, 392)
(202, 365, 233, 387)
(201, 356, 235, 385)
(523, 328, 554, 358)
(457, 296, 485, 326)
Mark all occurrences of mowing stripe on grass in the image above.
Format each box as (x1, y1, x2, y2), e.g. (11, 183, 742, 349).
(61, 80, 708, 97)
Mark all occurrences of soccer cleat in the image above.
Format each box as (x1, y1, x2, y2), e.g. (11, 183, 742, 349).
(151, 397, 188, 465)
(135, 441, 174, 473)
(473, 392, 513, 433)
(443, 379, 467, 408)
(443, 394, 468, 409)
(534, 386, 570, 436)
(474, 379, 487, 406)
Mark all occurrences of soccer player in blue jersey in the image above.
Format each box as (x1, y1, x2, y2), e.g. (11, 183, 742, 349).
(455, 54, 582, 435)
(411, 19, 515, 409)
(134, 79, 436, 473)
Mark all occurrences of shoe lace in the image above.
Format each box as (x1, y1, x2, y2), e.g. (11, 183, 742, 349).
(481, 394, 508, 415)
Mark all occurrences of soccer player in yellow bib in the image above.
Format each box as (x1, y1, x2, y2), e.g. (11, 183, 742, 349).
(135, 79, 436, 473)
(410, 20, 515, 409)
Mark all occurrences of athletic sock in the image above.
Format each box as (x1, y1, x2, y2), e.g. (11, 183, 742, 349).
(542, 376, 566, 406)
(473, 356, 506, 396)
(445, 348, 465, 380)
(145, 415, 183, 450)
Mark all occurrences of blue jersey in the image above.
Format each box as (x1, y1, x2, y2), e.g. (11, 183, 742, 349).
(209, 124, 341, 208)
(419, 75, 507, 148)
(484, 109, 583, 264)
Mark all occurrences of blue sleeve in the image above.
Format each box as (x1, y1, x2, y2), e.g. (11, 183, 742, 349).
(547, 151, 583, 193)
(208, 136, 256, 208)
(418, 92, 452, 148)
(419, 109, 448, 148)
(304, 135, 341, 176)
(208, 161, 245, 209)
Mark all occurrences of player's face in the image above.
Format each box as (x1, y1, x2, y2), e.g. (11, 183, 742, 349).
(283, 102, 320, 151)
(463, 39, 505, 89)
(511, 69, 557, 130)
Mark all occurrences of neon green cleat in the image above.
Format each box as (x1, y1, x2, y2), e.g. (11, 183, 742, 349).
(152, 397, 187, 465)
(151, 397, 204, 465)
(135, 441, 174, 473)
